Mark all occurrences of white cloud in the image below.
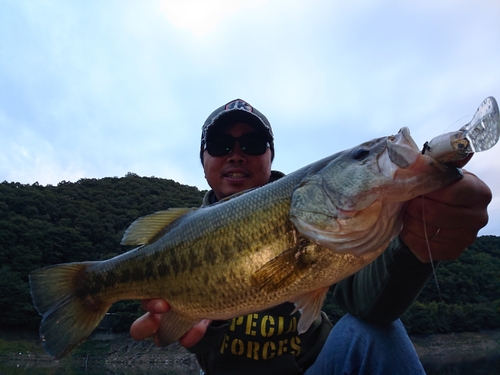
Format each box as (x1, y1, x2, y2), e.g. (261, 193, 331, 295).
(158, 0, 266, 39)
(1, 0, 499, 234)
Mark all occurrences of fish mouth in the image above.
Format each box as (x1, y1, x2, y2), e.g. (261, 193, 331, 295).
(386, 127, 420, 166)
(376, 127, 463, 202)
(378, 127, 447, 178)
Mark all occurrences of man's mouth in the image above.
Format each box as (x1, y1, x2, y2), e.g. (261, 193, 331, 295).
(225, 173, 248, 179)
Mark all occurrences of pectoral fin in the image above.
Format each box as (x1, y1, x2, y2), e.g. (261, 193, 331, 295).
(252, 248, 303, 292)
(252, 238, 319, 293)
(156, 310, 199, 347)
(292, 286, 329, 334)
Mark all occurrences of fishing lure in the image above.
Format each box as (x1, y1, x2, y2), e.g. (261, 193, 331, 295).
(422, 96, 500, 163)
(420, 96, 499, 299)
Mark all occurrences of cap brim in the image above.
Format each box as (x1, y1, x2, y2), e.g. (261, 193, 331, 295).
(206, 110, 272, 141)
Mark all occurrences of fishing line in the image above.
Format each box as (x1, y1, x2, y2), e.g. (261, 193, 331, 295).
(442, 114, 472, 133)
(421, 196, 443, 301)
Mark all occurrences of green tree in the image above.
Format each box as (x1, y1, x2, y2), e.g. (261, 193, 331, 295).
(0, 175, 205, 330)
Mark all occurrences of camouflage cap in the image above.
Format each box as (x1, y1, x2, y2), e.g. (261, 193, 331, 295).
(200, 99, 274, 162)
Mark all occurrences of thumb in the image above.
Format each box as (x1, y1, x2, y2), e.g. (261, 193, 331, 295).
(179, 319, 212, 348)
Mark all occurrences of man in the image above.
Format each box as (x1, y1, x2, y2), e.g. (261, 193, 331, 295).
(130, 99, 491, 374)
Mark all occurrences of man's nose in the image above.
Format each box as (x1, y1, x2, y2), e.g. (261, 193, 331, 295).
(228, 142, 246, 161)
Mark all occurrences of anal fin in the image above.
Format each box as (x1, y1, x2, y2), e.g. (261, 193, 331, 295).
(292, 286, 329, 334)
(156, 310, 198, 347)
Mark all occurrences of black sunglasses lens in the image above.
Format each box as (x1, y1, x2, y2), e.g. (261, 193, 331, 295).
(206, 134, 268, 157)
(239, 135, 268, 155)
(206, 135, 235, 156)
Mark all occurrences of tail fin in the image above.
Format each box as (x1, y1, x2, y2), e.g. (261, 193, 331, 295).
(29, 262, 111, 359)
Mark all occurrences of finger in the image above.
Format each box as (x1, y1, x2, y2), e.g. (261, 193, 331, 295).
(141, 299, 170, 314)
(400, 228, 471, 262)
(401, 201, 480, 263)
(179, 319, 211, 348)
(401, 169, 490, 263)
(130, 312, 161, 341)
(401, 217, 475, 249)
(402, 198, 483, 262)
(405, 194, 489, 231)
(423, 171, 491, 207)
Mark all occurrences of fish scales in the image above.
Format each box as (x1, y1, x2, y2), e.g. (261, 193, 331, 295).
(74, 178, 301, 311)
(29, 127, 463, 359)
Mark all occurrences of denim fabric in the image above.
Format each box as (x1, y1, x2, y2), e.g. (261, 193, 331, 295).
(304, 314, 425, 375)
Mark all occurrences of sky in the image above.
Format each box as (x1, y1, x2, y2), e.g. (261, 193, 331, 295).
(1, 0, 499, 235)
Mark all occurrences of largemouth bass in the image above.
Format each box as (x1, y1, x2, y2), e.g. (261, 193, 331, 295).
(29, 127, 462, 359)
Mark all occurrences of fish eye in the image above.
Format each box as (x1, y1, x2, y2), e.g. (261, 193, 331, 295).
(351, 148, 370, 160)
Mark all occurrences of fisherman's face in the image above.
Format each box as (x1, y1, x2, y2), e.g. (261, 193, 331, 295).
(203, 122, 272, 200)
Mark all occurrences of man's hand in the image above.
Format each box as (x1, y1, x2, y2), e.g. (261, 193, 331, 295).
(401, 162, 491, 263)
(130, 299, 210, 348)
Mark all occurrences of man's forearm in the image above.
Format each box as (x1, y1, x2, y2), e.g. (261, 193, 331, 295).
(332, 236, 436, 324)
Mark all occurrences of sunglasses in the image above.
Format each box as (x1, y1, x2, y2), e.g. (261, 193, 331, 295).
(205, 133, 270, 157)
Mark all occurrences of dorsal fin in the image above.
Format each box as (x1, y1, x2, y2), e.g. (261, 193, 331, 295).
(121, 208, 195, 246)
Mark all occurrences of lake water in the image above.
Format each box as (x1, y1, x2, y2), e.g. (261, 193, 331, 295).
(422, 354, 500, 375)
(0, 359, 200, 375)
(2, 356, 500, 375)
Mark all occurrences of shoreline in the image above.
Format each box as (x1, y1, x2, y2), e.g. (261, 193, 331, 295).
(2, 329, 500, 371)
(411, 329, 500, 370)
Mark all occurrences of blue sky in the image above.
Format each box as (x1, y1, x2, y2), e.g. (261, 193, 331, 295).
(1, 0, 499, 235)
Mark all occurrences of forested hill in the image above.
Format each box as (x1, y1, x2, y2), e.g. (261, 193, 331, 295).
(402, 234, 500, 333)
(0, 175, 499, 334)
(324, 234, 500, 333)
(0, 173, 205, 330)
